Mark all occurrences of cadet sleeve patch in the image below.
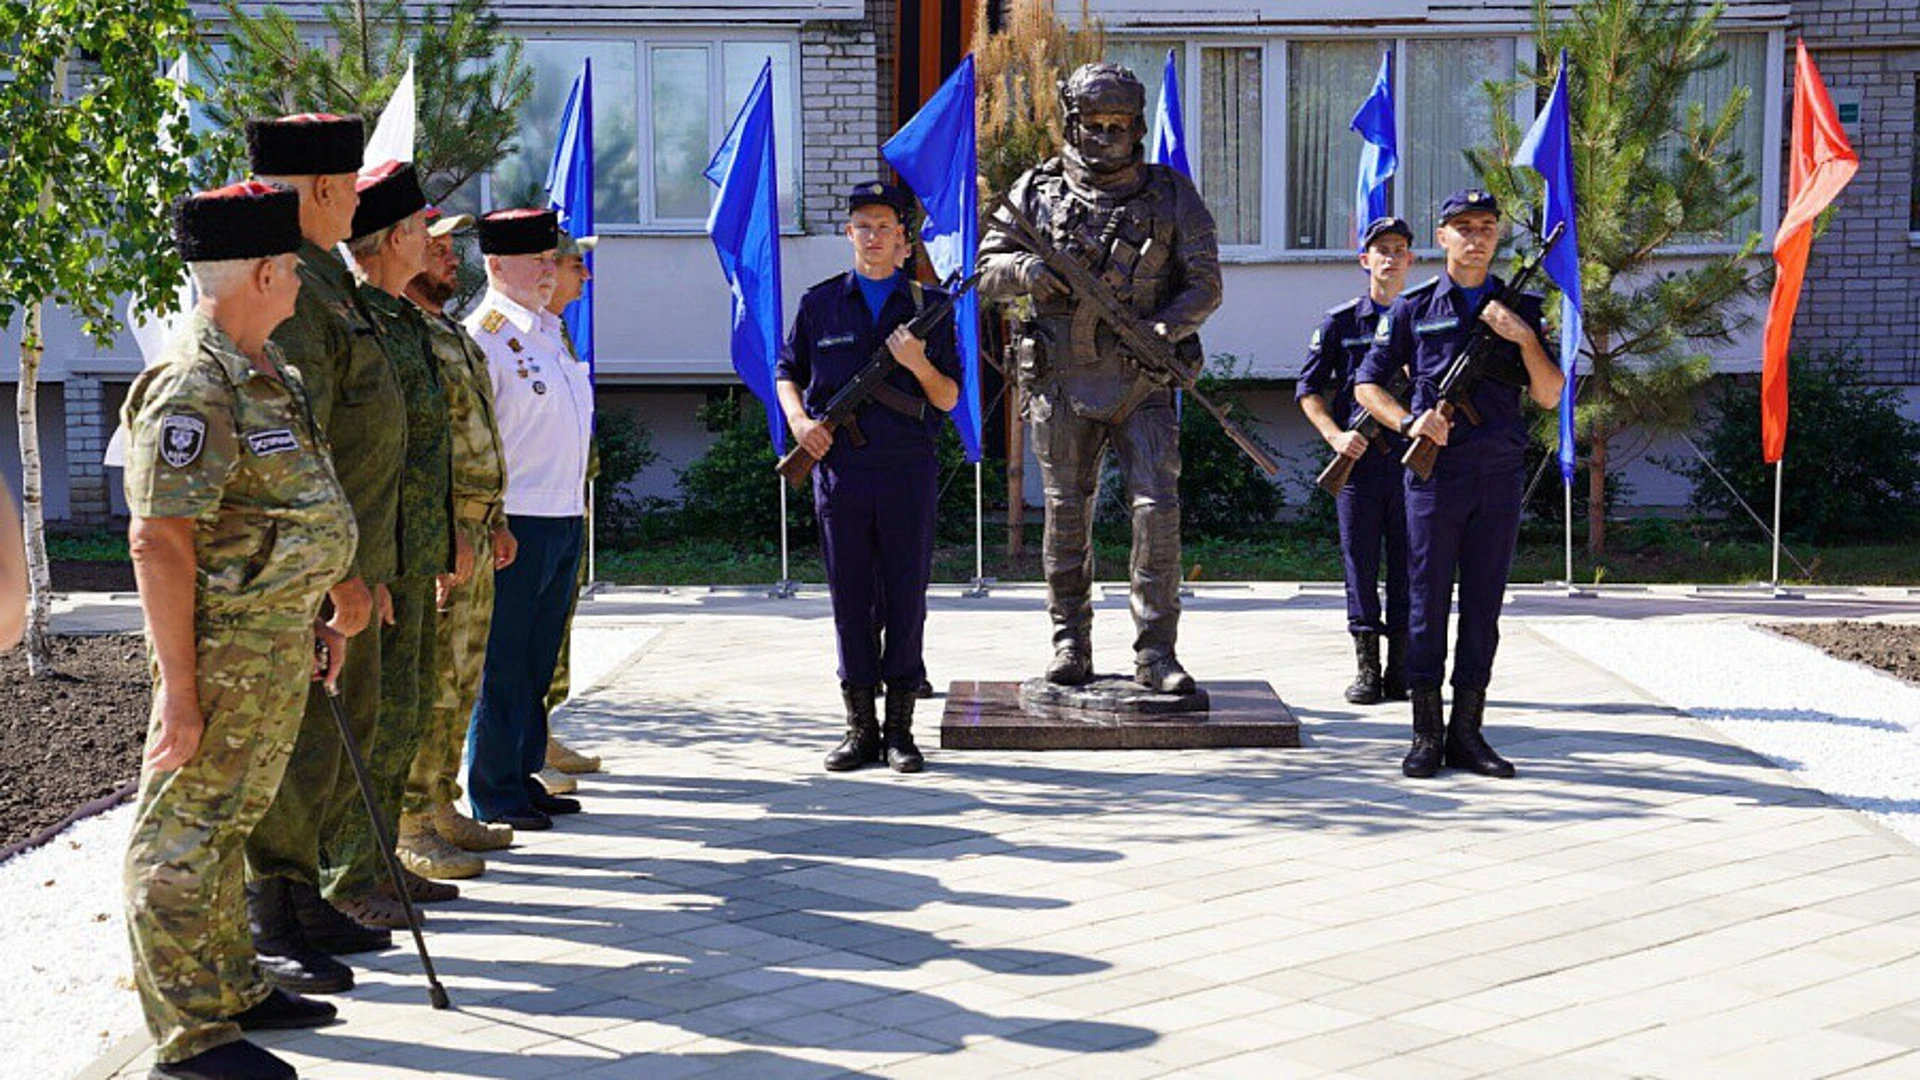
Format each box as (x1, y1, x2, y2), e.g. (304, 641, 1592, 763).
(158, 413, 207, 469)
(244, 428, 300, 457)
(1308, 327, 1324, 351)
(1373, 314, 1393, 344)
(479, 310, 507, 334)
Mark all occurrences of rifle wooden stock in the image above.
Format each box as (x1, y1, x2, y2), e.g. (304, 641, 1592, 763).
(775, 421, 838, 487)
(1400, 400, 1457, 480)
(1315, 439, 1369, 496)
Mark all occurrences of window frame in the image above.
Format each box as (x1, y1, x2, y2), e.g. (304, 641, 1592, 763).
(482, 25, 804, 236)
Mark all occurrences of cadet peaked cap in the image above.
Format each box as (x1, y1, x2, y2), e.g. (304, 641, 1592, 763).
(478, 208, 559, 255)
(847, 181, 912, 219)
(1361, 216, 1415, 249)
(173, 180, 303, 263)
(556, 228, 598, 258)
(1438, 187, 1502, 223)
(246, 113, 365, 176)
(350, 161, 428, 241)
(422, 206, 475, 238)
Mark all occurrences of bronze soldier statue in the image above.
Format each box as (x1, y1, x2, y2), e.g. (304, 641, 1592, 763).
(978, 62, 1222, 694)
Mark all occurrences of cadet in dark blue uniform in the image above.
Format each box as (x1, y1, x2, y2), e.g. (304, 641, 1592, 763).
(1355, 190, 1562, 779)
(1297, 216, 1416, 706)
(776, 182, 960, 774)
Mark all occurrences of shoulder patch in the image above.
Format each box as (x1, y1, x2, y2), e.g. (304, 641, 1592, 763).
(1308, 327, 1324, 351)
(158, 413, 207, 469)
(1326, 298, 1360, 316)
(478, 310, 507, 334)
(1373, 314, 1394, 344)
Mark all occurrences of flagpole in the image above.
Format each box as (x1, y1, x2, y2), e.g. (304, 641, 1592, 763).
(776, 474, 793, 598)
(966, 460, 989, 597)
(1771, 460, 1783, 591)
(587, 479, 596, 587)
(1564, 479, 1574, 591)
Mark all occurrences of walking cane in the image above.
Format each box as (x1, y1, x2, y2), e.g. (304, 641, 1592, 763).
(317, 640, 452, 1010)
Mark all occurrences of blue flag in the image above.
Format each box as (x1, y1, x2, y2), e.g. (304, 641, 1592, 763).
(1350, 50, 1397, 250)
(545, 58, 594, 375)
(882, 54, 982, 463)
(1148, 48, 1191, 178)
(1514, 50, 1583, 483)
(705, 59, 786, 454)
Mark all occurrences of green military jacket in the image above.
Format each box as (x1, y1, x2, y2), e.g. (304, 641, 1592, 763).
(122, 311, 358, 628)
(424, 309, 507, 533)
(361, 285, 453, 578)
(272, 240, 405, 585)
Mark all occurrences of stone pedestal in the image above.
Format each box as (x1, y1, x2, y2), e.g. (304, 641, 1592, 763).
(940, 679, 1300, 751)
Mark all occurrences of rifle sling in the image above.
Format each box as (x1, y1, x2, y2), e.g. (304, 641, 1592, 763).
(867, 380, 927, 421)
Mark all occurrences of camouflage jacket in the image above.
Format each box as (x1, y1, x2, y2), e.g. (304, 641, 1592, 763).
(362, 285, 453, 578)
(424, 309, 507, 533)
(272, 240, 405, 584)
(122, 311, 358, 628)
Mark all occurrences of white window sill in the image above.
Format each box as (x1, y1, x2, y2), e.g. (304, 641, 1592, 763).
(588, 224, 807, 239)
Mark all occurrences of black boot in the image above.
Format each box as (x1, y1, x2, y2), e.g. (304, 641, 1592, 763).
(1344, 631, 1383, 704)
(1444, 688, 1516, 778)
(825, 683, 881, 772)
(883, 683, 925, 773)
(247, 879, 355, 994)
(1381, 634, 1409, 701)
(149, 1039, 294, 1080)
(1402, 688, 1445, 778)
(285, 879, 391, 955)
(232, 987, 338, 1030)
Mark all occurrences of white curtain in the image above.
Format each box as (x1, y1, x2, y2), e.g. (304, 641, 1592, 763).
(1202, 46, 1263, 246)
(1403, 38, 1513, 240)
(1286, 40, 1386, 250)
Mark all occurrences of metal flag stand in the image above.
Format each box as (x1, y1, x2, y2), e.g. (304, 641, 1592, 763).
(965, 460, 993, 597)
(1769, 460, 1799, 598)
(771, 473, 798, 598)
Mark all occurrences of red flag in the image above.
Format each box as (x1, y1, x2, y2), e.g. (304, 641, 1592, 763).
(1761, 41, 1858, 464)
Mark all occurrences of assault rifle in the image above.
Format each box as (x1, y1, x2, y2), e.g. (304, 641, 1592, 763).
(1313, 368, 1409, 497)
(991, 194, 1280, 478)
(774, 272, 981, 488)
(1401, 221, 1565, 481)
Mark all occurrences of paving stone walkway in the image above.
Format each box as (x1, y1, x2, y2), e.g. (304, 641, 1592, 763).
(91, 585, 1920, 1079)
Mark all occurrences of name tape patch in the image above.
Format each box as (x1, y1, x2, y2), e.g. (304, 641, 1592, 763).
(816, 333, 858, 350)
(1415, 316, 1460, 335)
(1340, 335, 1375, 349)
(245, 429, 300, 457)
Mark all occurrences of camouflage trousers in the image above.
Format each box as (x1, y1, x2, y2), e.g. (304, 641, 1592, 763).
(246, 601, 382, 894)
(327, 574, 436, 898)
(125, 618, 312, 1063)
(405, 520, 494, 813)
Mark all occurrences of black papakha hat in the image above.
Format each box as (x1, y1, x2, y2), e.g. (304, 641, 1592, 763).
(350, 161, 428, 241)
(847, 180, 914, 220)
(1360, 216, 1415, 249)
(173, 181, 303, 263)
(477, 208, 559, 256)
(246, 113, 366, 176)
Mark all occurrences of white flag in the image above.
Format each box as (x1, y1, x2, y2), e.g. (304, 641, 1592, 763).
(362, 55, 417, 170)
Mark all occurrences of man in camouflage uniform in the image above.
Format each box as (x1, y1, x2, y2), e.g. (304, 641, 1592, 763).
(242, 114, 408, 978)
(399, 208, 518, 875)
(324, 161, 461, 905)
(123, 181, 356, 1080)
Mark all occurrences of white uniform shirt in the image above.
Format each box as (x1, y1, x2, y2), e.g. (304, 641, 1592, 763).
(463, 288, 593, 518)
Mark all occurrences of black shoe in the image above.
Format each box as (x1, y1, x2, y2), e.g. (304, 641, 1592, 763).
(825, 683, 882, 772)
(1046, 643, 1092, 686)
(529, 788, 582, 815)
(285, 880, 392, 955)
(232, 987, 337, 1031)
(254, 949, 354, 995)
(1402, 688, 1445, 779)
(1344, 631, 1383, 704)
(150, 1039, 295, 1080)
(247, 879, 356, 993)
(486, 808, 553, 831)
(1381, 634, 1409, 701)
(1444, 687, 1516, 778)
(882, 683, 925, 774)
(1135, 655, 1196, 695)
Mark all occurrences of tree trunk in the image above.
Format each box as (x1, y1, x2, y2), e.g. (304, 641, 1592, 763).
(1587, 429, 1609, 559)
(17, 301, 56, 676)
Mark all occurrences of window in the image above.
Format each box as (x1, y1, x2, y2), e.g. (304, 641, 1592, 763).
(1673, 32, 1768, 240)
(1403, 38, 1515, 239)
(1202, 46, 1263, 246)
(1287, 40, 1387, 251)
(1104, 39, 1182, 117)
(487, 33, 798, 230)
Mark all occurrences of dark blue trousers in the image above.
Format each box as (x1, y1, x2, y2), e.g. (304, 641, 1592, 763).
(466, 514, 582, 819)
(815, 456, 938, 687)
(1337, 447, 1409, 636)
(1404, 444, 1525, 693)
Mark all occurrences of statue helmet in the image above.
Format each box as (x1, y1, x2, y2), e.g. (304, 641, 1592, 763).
(1061, 62, 1147, 122)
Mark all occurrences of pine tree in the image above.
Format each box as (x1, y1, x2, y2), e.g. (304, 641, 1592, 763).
(1469, 0, 1767, 557)
(204, 0, 531, 204)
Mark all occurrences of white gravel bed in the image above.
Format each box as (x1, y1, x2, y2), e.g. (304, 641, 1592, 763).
(0, 803, 140, 1080)
(1535, 619, 1920, 847)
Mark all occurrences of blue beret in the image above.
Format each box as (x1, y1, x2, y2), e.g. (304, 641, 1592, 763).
(1438, 188, 1501, 223)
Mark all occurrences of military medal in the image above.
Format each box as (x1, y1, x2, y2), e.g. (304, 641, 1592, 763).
(532, 380, 547, 394)
(508, 338, 523, 353)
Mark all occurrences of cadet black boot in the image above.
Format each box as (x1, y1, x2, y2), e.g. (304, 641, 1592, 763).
(1047, 640, 1092, 685)
(1444, 688, 1516, 778)
(247, 879, 355, 994)
(1402, 688, 1446, 778)
(883, 682, 926, 773)
(285, 879, 391, 955)
(231, 987, 338, 1030)
(825, 683, 882, 772)
(1381, 634, 1409, 701)
(149, 1039, 294, 1080)
(1344, 631, 1383, 704)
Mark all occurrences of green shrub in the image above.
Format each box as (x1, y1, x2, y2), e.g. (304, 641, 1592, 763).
(590, 406, 667, 548)
(1672, 352, 1920, 543)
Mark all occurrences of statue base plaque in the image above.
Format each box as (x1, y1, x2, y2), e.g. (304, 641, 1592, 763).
(941, 679, 1300, 751)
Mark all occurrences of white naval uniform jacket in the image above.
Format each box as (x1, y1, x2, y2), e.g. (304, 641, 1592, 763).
(463, 288, 593, 518)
